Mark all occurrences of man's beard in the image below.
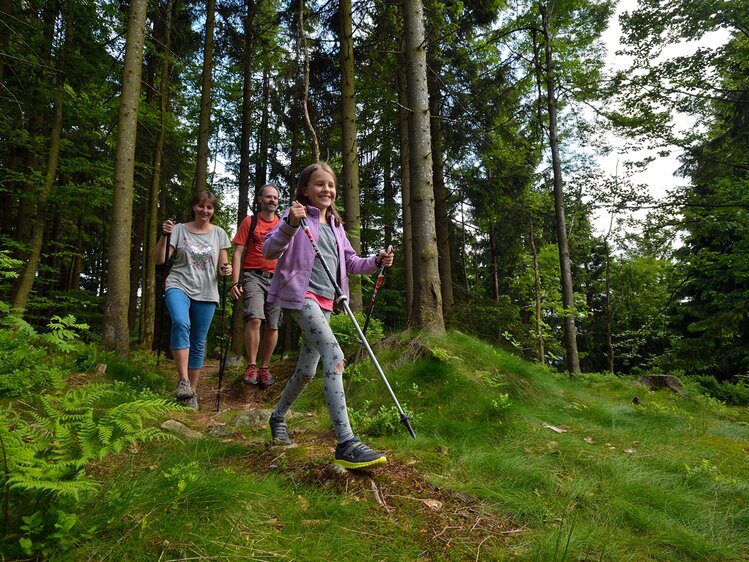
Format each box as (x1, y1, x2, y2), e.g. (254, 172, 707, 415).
(264, 204, 277, 213)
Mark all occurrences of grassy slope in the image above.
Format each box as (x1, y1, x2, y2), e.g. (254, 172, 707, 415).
(72, 331, 749, 561)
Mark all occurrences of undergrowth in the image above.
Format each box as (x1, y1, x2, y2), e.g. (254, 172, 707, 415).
(1, 319, 748, 561)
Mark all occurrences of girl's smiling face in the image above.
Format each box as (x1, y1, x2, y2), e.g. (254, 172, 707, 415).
(303, 168, 337, 212)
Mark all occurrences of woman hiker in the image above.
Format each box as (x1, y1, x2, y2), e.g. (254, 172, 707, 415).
(154, 189, 232, 411)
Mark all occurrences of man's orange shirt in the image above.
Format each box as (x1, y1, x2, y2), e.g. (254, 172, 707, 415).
(232, 214, 280, 272)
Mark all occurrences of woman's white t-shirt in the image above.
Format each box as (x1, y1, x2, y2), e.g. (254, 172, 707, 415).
(165, 223, 231, 304)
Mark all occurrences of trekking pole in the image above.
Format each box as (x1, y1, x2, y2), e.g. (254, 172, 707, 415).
(156, 218, 174, 366)
(215, 265, 230, 412)
(349, 243, 393, 387)
(362, 244, 393, 336)
(296, 209, 416, 439)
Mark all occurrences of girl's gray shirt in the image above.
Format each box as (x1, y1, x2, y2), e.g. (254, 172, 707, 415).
(165, 223, 231, 304)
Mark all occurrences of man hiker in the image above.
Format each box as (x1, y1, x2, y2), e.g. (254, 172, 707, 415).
(230, 184, 283, 389)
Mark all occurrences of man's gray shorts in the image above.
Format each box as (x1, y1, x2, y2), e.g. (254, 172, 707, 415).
(241, 270, 282, 329)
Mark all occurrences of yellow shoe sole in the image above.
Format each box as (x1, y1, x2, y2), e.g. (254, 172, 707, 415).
(333, 455, 388, 470)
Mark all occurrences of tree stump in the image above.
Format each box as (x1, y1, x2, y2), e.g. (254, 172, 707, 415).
(638, 374, 686, 395)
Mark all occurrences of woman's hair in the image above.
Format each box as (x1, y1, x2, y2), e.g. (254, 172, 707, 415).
(190, 190, 219, 220)
(294, 162, 343, 224)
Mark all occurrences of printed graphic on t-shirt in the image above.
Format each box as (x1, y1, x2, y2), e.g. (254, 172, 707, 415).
(182, 235, 214, 270)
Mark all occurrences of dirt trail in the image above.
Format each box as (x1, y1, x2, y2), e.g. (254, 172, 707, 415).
(154, 356, 519, 555)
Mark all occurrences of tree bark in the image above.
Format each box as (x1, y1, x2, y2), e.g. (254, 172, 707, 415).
(141, 0, 176, 350)
(429, 85, 453, 311)
(398, 57, 413, 320)
(403, 0, 444, 334)
(340, 0, 363, 311)
(256, 62, 270, 191)
(232, 0, 257, 355)
(604, 240, 614, 373)
(530, 220, 545, 363)
(102, 0, 148, 356)
(12, 84, 64, 313)
(539, 1, 580, 374)
(195, 0, 216, 192)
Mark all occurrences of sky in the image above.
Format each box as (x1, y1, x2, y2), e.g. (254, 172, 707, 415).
(593, 0, 730, 235)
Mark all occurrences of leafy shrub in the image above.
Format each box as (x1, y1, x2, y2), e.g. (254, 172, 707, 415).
(349, 400, 420, 437)
(688, 375, 749, 406)
(329, 310, 384, 356)
(105, 357, 166, 391)
(0, 328, 67, 397)
(0, 384, 182, 558)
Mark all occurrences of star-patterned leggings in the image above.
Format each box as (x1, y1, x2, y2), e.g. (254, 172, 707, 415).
(271, 298, 354, 444)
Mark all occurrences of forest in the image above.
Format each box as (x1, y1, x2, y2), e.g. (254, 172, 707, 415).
(1, 0, 747, 381)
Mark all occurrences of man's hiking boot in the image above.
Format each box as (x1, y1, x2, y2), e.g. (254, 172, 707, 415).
(242, 364, 258, 385)
(175, 379, 194, 400)
(334, 437, 387, 469)
(269, 414, 291, 444)
(258, 366, 274, 388)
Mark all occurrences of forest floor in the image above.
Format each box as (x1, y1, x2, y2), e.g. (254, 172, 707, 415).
(155, 356, 519, 557)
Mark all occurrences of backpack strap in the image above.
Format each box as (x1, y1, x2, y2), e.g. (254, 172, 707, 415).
(248, 213, 259, 247)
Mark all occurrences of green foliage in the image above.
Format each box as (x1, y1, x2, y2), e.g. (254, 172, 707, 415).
(688, 375, 749, 406)
(104, 356, 166, 391)
(0, 384, 182, 557)
(42, 314, 89, 352)
(447, 289, 528, 353)
(348, 401, 421, 437)
(0, 327, 67, 398)
(328, 310, 384, 356)
(0, 249, 22, 281)
(0, 315, 102, 398)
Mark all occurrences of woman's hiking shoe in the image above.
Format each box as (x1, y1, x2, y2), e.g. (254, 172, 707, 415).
(258, 366, 274, 388)
(242, 364, 258, 385)
(184, 394, 199, 411)
(334, 438, 387, 469)
(269, 414, 291, 444)
(175, 379, 194, 400)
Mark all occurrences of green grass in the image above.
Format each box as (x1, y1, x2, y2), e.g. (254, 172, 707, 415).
(4, 330, 749, 560)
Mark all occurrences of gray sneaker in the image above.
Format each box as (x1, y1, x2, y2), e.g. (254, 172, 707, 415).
(334, 437, 387, 469)
(184, 394, 199, 411)
(175, 379, 194, 400)
(269, 414, 291, 444)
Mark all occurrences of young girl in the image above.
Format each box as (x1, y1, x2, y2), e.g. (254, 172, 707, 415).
(263, 162, 393, 469)
(154, 190, 232, 411)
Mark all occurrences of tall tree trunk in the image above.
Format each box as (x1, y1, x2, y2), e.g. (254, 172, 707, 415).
(539, 1, 580, 374)
(256, 62, 270, 191)
(195, 0, 216, 192)
(604, 241, 614, 373)
(403, 0, 443, 334)
(12, 85, 64, 313)
(299, 0, 320, 161)
(398, 67, 413, 319)
(232, 0, 256, 355)
(102, 0, 148, 356)
(429, 85, 453, 311)
(129, 202, 145, 333)
(339, 0, 362, 311)
(382, 134, 394, 248)
(68, 211, 84, 291)
(489, 224, 499, 301)
(142, 0, 175, 350)
(530, 220, 545, 363)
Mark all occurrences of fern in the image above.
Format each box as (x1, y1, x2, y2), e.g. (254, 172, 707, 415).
(1, 383, 184, 550)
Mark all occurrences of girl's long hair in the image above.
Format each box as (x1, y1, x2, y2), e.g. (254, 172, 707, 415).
(294, 162, 344, 225)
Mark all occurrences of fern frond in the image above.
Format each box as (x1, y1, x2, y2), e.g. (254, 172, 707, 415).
(7, 475, 99, 500)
